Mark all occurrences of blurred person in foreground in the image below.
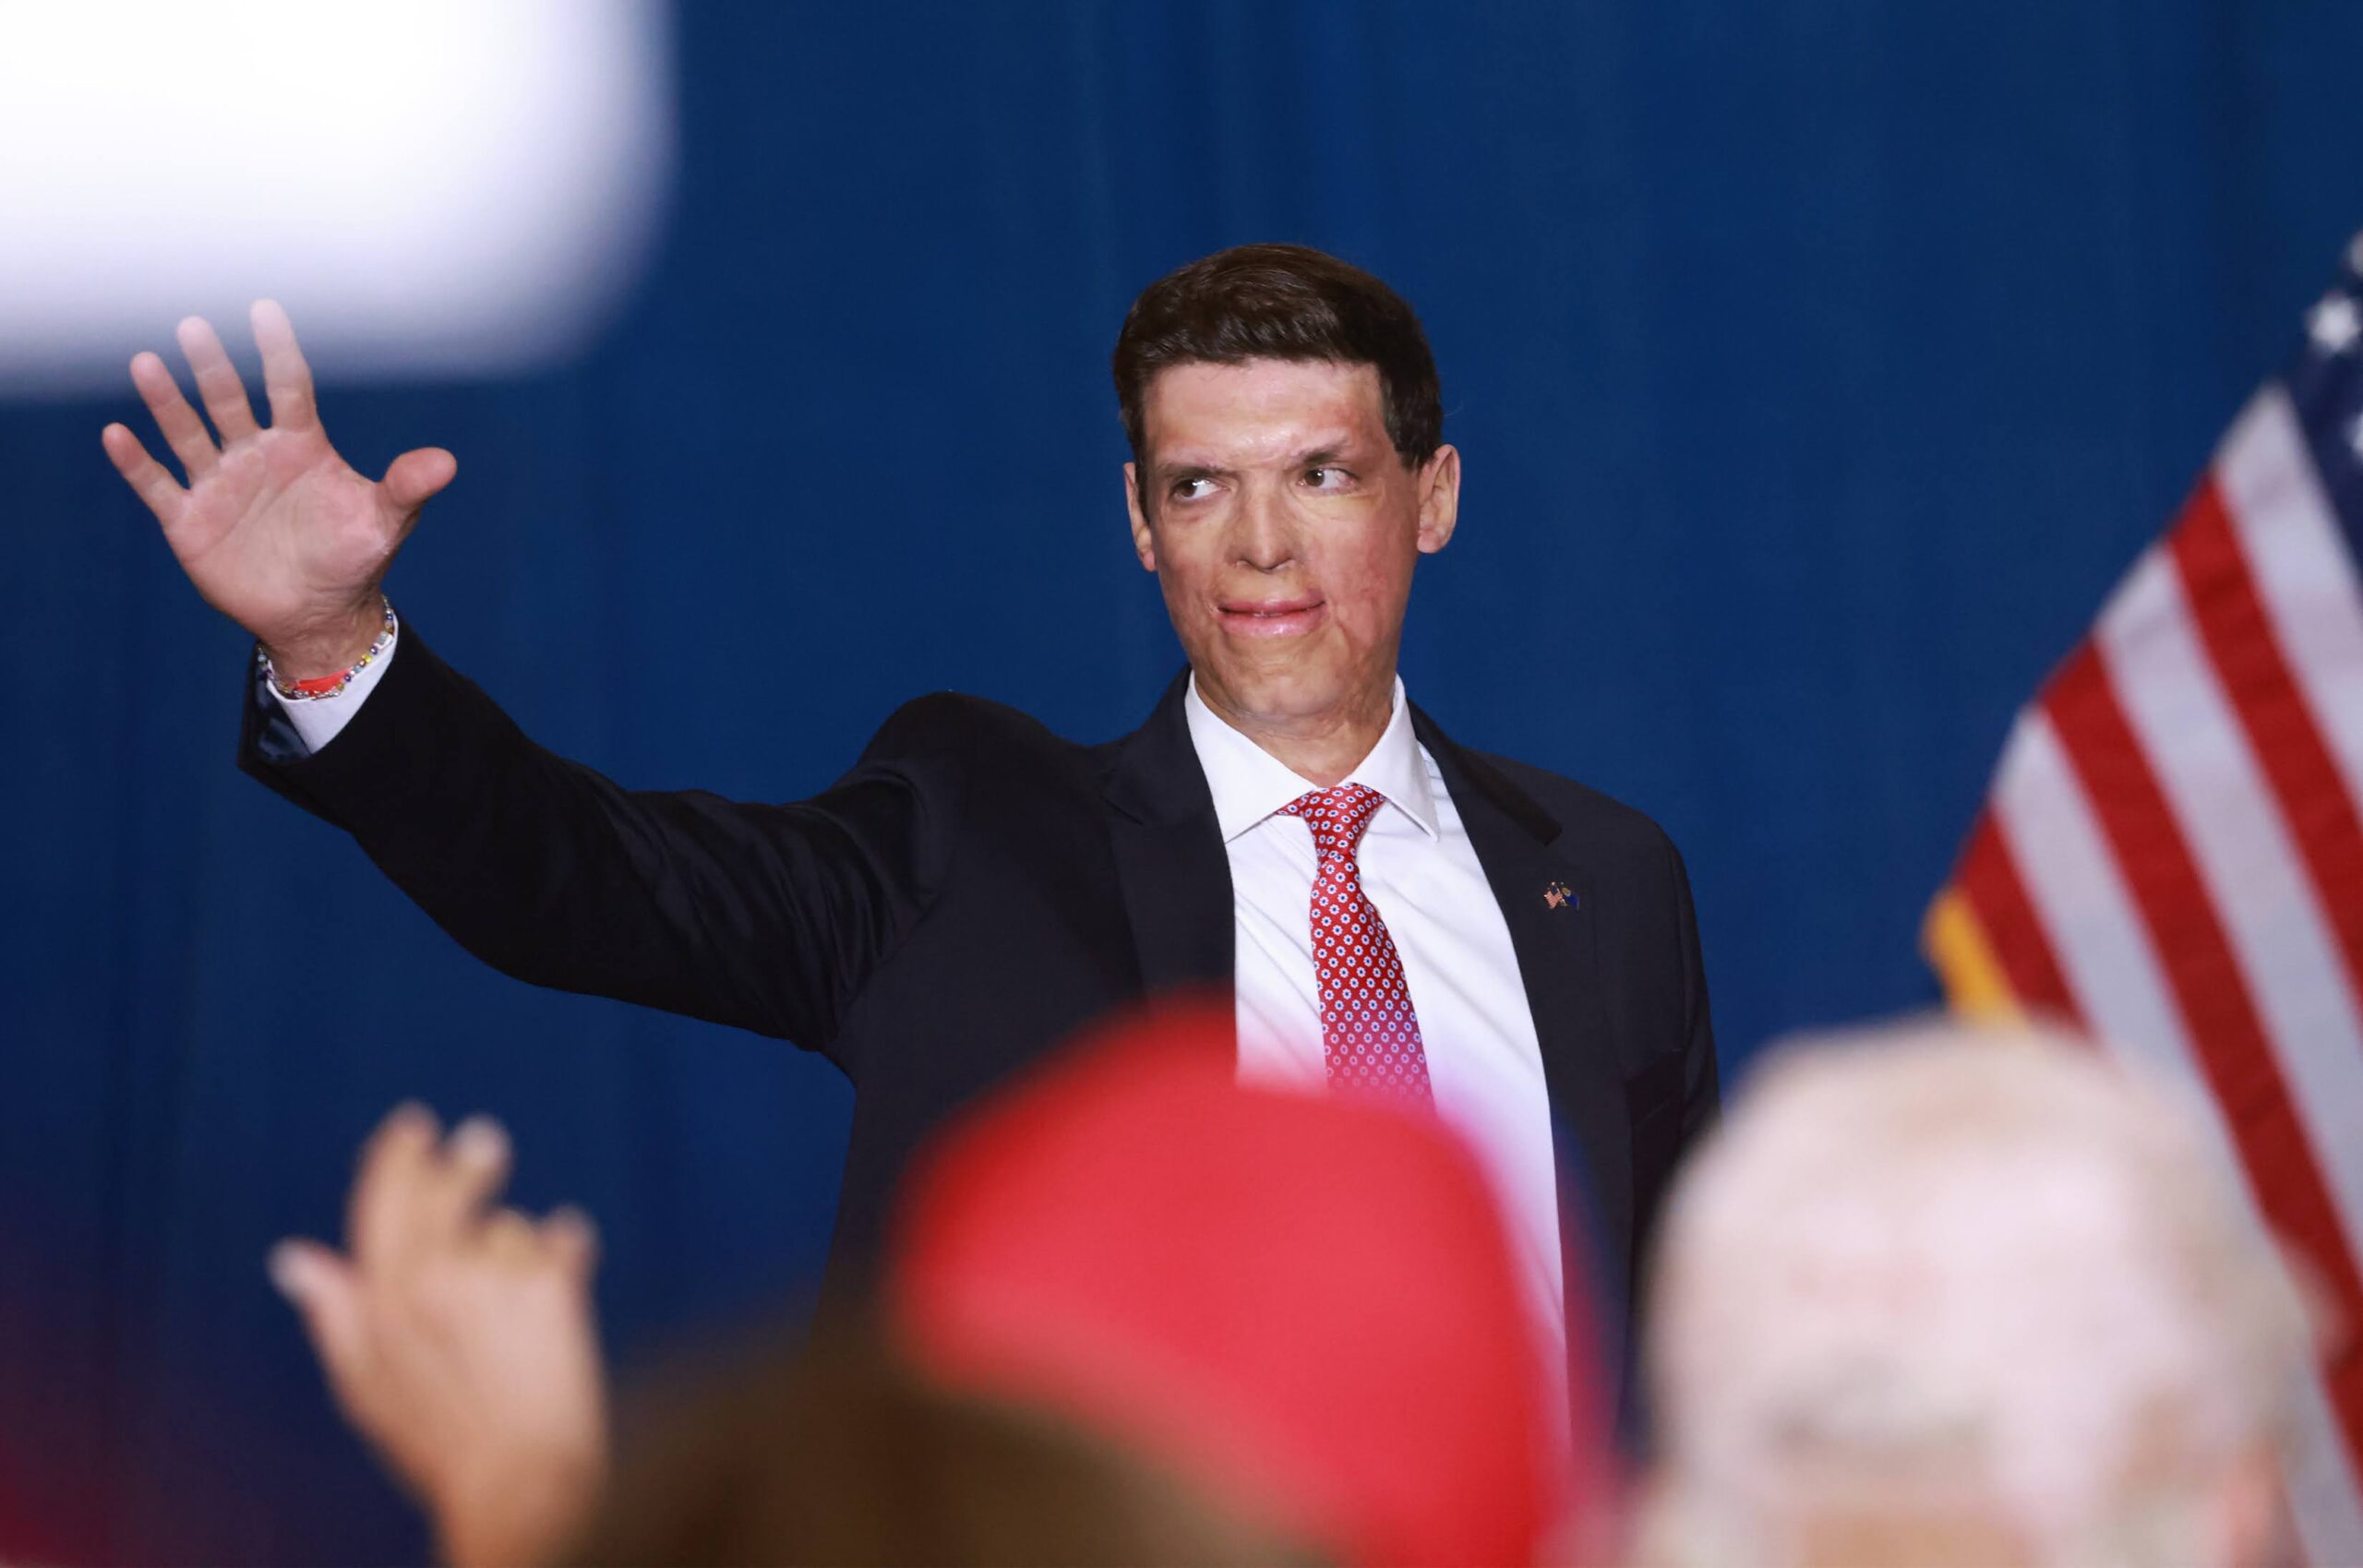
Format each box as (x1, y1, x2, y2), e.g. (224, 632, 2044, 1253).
(104, 244, 1717, 1419)
(273, 1006, 1613, 1566)
(1636, 1019, 2313, 1568)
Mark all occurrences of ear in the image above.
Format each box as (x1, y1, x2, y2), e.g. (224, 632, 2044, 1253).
(1124, 461, 1158, 572)
(1415, 444, 1461, 555)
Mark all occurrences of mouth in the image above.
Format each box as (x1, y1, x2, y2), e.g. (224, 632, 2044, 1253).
(1216, 596, 1326, 639)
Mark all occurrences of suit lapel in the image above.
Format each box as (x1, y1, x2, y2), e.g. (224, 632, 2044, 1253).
(1101, 673, 1238, 1034)
(1411, 707, 1632, 1311)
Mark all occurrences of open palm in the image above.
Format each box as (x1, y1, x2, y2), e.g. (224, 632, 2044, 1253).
(102, 302, 455, 674)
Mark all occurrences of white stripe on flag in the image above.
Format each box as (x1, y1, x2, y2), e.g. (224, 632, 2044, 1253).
(2095, 548, 2363, 1259)
(1993, 710, 2363, 1565)
(2216, 389, 2363, 808)
(1992, 711, 2190, 1071)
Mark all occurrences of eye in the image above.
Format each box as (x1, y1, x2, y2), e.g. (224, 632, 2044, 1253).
(1170, 476, 1215, 501)
(1303, 466, 1353, 490)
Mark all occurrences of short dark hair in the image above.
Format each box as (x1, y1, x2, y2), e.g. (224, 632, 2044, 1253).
(1111, 244, 1444, 490)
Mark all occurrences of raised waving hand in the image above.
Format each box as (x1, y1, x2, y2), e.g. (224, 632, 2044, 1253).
(102, 302, 455, 678)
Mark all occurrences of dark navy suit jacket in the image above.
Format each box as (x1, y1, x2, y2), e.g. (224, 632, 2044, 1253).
(241, 628, 1718, 1360)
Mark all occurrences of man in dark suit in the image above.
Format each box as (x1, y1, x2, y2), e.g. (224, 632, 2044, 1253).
(104, 245, 1716, 1418)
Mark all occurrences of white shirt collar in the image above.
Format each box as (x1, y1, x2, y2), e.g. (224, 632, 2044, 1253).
(1182, 672, 1441, 844)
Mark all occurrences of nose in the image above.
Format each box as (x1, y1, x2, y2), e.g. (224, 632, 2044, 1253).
(1232, 481, 1296, 572)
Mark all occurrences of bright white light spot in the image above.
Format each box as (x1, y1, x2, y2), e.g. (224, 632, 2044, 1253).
(2309, 293, 2361, 357)
(0, 0, 673, 395)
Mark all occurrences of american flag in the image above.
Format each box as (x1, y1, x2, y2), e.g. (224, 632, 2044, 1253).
(1925, 237, 2363, 1562)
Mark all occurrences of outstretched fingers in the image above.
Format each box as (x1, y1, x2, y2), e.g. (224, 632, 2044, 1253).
(350, 1102, 442, 1269)
(101, 423, 186, 525)
(176, 316, 260, 444)
(250, 299, 318, 431)
(421, 1116, 515, 1249)
(128, 350, 219, 481)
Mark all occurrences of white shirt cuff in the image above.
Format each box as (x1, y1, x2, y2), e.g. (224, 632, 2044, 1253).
(265, 620, 399, 754)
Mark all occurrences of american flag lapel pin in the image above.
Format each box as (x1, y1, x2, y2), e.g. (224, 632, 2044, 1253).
(1544, 880, 1575, 910)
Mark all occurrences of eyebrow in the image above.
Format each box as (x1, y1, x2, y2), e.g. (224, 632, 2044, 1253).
(1152, 440, 1369, 483)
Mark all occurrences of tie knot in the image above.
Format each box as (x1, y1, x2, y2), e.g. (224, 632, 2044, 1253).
(1282, 783, 1386, 857)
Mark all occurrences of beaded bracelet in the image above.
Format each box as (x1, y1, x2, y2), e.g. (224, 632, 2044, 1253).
(259, 597, 399, 701)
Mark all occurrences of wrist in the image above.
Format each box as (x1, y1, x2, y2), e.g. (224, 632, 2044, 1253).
(260, 596, 390, 684)
(261, 597, 396, 701)
(434, 1442, 605, 1568)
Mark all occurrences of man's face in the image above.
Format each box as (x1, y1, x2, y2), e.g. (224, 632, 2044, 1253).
(1125, 358, 1458, 738)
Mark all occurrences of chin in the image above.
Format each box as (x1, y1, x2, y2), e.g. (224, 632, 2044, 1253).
(1204, 664, 1348, 723)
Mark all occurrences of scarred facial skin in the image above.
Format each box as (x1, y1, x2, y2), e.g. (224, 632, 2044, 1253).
(1124, 358, 1460, 785)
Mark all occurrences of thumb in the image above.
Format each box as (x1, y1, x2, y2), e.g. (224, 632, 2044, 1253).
(270, 1239, 371, 1394)
(381, 447, 457, 513)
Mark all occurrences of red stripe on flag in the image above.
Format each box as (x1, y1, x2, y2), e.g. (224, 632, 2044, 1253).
(1954, 811, 2081, 1020)
(2173, 478, 2363, 1022)
(2045, 643, 2363, 1472)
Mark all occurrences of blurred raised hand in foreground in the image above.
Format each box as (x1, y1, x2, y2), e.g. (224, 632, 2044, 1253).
(270, 1107, 605, 1568)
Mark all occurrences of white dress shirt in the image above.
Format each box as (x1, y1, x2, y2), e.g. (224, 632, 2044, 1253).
(1182, 676, 1568, 1416)
(276, 646, 1569, 1418)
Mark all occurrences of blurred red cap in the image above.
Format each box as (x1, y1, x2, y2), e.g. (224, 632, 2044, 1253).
(886, 1003, 1577, 1567)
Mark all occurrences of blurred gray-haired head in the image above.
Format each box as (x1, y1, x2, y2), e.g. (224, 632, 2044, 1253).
(1640, 1017, 2311, 1568)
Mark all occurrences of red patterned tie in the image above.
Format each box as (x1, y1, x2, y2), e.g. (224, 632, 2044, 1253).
(1280, 784, 1435, 1105)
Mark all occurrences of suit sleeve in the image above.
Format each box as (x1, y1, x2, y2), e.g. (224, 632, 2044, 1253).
(237, 626, 966, 1068)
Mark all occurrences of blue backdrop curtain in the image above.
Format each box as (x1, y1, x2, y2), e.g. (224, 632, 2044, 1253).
(6, 1, 2359, 1560)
